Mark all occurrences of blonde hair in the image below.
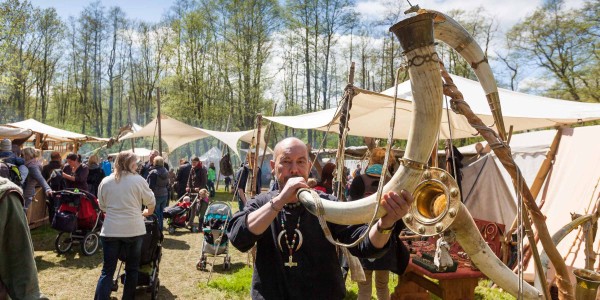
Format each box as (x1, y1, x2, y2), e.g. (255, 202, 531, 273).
(154, 156, 164, 167)
(88, 154, 99, 165)
(369, 147, 395, 167)
(114, 151, 138, 182)
(22, 147, 40, 161)
(199, 188, 209, 198)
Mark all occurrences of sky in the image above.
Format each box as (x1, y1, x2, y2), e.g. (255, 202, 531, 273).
(31, 0, 587, 30)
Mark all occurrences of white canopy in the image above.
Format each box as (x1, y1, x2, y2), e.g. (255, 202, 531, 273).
(122, 115, 269, 157)
(523, 125, 600, 284)
(265, 74, 600, 140)
(0, 125, 33, 139)
(6, 119, 108, 142)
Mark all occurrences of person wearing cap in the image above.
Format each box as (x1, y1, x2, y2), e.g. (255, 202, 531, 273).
(186, 156, 207, 228)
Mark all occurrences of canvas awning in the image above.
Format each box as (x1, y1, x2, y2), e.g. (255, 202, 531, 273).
(265, 74, 600, 140)
(6, 119, 108, 142)
(122, 115, 269, 157)
(0, 125, 33, 139)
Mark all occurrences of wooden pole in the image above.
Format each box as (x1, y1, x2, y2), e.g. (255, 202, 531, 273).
(259, 103, 278, 170)
(440, 67, 573, 299)
(251, 114, 262, 196)
(215, 115, 231, 191)
(156, 88, 162, 156)
(127, 96, 135, 152)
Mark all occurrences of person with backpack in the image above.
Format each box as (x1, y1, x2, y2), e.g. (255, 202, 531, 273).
(348, 147, 409, 300)
(0, 138, 27, 187)
(21, 147, 53, 211)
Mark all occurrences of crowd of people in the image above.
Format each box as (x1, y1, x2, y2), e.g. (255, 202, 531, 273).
(0, 135, 414, 300)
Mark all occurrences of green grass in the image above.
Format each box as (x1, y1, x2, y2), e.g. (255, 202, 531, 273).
(206, 265, 253, 295)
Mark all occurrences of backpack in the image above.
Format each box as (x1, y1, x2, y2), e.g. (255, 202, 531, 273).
(219, 153, 234, 177)
(0, 160, 22, 187)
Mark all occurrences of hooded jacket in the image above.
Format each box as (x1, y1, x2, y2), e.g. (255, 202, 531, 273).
(0, 177, 47, 300)
(148, 166, 169, 197)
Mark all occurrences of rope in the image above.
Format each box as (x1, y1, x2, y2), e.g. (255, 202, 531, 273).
(516, 167, 524, 300)
(443, 94, 458, 183)
(313, 66, 404, 248)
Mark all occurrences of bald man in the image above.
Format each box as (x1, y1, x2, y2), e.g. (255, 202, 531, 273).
(227, 137, 412, 299)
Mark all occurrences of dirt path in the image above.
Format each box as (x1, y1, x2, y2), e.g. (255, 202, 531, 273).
(33, 199, 251, 300)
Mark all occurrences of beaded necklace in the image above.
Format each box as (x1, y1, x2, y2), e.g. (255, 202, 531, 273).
(277, 210, 303, 268)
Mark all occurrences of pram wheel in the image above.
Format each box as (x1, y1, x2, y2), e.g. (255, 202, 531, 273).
(151, 278, 160, 300)
(224, 256, 231, 270)
(81, 232, 100, 256)
(196, 255, 207, 271)
(55, 232, 73, 254)
(168, 226, 175, 235)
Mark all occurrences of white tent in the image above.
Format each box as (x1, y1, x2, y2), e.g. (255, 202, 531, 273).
(108, 147, 156, 161)
(524, 125, 600, 284)
(6, 119, 108, 142)
(122, 115, 269, 157)
(265, 75, 600, 140)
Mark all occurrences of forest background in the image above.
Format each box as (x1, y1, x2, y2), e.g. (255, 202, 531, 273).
(0, 0, 598, 159)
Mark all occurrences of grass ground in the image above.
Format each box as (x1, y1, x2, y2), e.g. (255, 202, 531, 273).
(33, 189, 514, 299)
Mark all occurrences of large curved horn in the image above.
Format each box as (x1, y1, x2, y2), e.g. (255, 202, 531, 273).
(426, 9, 507, 141)
(299, 12, 442, 225)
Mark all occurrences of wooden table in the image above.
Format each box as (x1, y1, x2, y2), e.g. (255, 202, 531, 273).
(393, 257, 484, 300)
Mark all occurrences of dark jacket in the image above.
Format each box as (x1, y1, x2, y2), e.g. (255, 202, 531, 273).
(187, 164, 207, 191)
(348, 173, 410, 273)
(148, 166, 169, 197)
(62, 164, 89, 191)
(86, 163, 105, 197)
(175, 162, 192, 196)
(41, 160, 62, 181)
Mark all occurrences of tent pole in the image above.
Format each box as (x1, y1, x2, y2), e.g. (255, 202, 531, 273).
(251, 114, 262, 196)
(215, 115, 231, 191)
(127, 96, 135, 152)
(156, 88, 163, 156)
(259, 102, 278, 172)
(441, 66, 568, 299)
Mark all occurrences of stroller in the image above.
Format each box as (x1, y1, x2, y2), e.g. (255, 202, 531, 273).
(112, 215, 163, 299)
(196, 201, 233, 271)
(50, 189, 103, 256)
(163, 193, 200, 234)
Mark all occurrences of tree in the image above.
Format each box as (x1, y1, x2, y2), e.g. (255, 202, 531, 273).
(507, 0, 599, 101)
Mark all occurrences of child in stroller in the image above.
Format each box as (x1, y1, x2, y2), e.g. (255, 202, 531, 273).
(50, 189, 103, 256)
(112, 215, 163, 300)
(196, 201, 233, 271)
(163, 192, 199, 234)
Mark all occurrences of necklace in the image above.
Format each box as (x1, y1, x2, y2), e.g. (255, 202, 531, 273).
(284, 202, 302, 209)
(277, 212, 303, 268)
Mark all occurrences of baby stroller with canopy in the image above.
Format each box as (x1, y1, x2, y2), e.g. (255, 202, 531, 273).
(163, 193, 200, 234)
(196, 201, 233, 271)
(50, 189, 103, 256)
(112, 215, 163, 299)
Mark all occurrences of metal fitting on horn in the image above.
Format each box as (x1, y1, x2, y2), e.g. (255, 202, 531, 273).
(573, 269, 600, 300)
(404, 168, 460, 236)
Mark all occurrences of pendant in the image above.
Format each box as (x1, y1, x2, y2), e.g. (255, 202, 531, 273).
(277, 229, 304, 252)
(284, 255, 298, 268)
